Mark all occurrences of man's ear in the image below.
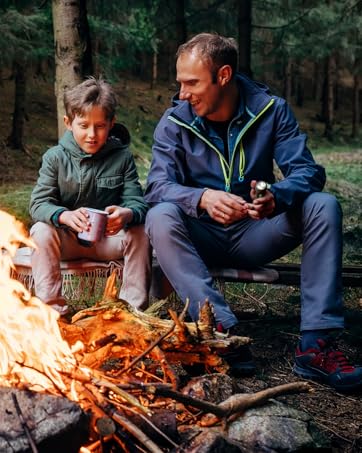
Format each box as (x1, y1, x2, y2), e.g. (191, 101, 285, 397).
(64, 116, 72, 130)
(218, 65, 233, 86)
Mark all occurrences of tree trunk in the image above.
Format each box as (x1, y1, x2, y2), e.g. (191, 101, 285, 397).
(79, 0, 93, 76)
(52, 0, 90, 138)
(324, 55, 336, 140)
(237, 0, 252, 77)
(169, 0, 187, 81)
(283, 58, 292, 103)
(295, 74, 304, 107)
(7, 60, 27, 150)
(313, 61, 322, 102)
(352, 72, 360, 138)
(151, 51, 158, 89)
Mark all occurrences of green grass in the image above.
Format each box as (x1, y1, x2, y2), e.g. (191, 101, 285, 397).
(0, 184, 34, 228)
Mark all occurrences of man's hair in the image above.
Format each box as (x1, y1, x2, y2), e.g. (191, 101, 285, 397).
(63, 77, 117, 121)
(176, 33, 238, 82)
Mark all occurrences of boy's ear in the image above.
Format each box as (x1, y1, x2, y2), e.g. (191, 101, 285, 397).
(64, 116, 72, 130)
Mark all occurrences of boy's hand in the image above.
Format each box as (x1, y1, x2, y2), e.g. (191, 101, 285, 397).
(247, 180, 275, 220)
(105, 205, 133, 235)
(199, 189, 248, 225)
(58, 208, 90, 232)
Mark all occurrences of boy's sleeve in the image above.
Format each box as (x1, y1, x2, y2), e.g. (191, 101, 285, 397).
(29, 149, 68, 224)
(120, 150, 149, 225)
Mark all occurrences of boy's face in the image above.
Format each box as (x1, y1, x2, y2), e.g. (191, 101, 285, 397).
(64, 105, 115, 154)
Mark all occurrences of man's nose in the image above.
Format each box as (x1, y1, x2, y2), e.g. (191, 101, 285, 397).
(179, 85, 191, 101)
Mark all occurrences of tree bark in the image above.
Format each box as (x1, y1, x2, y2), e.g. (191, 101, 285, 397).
(237, 0, 252, 77)
(7, 60, 27, 150)
(52, 0, 91, 137)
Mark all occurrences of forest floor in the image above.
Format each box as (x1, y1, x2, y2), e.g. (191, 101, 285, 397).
(0, 76, 361, 452)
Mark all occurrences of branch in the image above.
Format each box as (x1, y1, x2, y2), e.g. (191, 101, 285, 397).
(12, 393, 39, 453)
(139, 381, 312, 425)
(201, 382, 313, 426)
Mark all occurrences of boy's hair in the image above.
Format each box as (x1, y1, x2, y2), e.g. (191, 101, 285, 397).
(176, 32, 238, 82)
(63, 77, 117, 121)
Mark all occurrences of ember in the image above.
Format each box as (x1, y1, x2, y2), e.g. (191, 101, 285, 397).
(2, 210, 311, 453)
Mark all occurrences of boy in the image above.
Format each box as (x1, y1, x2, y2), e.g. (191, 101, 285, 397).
(30, 77, 151, 314)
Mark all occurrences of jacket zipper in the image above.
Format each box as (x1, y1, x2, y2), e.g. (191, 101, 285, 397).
(168, 98, 275, 192)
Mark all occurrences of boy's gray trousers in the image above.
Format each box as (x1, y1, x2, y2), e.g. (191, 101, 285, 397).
(146, 192, 344, 331)
(30, 222, 152, 310)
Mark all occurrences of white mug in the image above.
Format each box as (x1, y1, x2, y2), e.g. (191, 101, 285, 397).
(78, 208, 108, 244)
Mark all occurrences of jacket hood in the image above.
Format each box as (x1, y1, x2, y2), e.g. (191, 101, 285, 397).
(170, 73, 273, 120)
(59, 122, 131, 159)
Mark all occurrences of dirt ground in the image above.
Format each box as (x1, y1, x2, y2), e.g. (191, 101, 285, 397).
(225, 286, 362, 453)
(158, 283, 362, 452)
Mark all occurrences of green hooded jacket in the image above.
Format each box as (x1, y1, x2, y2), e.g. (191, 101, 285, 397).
(30, 124, 148, 226)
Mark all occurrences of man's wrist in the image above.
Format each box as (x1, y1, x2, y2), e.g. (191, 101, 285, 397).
(199, 188, 211, 210)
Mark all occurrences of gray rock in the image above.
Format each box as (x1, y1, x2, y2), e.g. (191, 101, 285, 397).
(228, 399, 331, 452)
(0, 386, 89, 453)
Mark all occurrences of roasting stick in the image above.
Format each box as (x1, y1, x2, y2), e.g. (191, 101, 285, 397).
(11, 392, 39, 453)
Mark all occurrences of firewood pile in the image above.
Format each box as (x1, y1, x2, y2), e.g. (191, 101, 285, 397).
(0, 210, 312, 453)
(55, 272, 310, 452)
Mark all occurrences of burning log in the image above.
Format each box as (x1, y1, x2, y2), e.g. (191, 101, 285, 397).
(60, 271, 252, 384)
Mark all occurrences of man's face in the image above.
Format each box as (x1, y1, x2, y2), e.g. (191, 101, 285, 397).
(176, 51, 224, 120)
(64, 105, 114, 154)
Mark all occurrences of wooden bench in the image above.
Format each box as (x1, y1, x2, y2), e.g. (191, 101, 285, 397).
(211, 263, 362, 288)
(11, 247, 361, 303)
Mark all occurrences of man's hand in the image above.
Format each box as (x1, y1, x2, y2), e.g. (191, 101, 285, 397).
(58, 208, 90, 232)
(105, 205, 133, 235)
(247, 180, 275, 220)
(199, 189, 248, 225)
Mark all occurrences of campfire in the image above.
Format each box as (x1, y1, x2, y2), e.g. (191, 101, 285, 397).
(1, 210, 311, 453)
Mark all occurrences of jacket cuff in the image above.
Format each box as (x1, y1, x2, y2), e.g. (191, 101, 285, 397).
(51, 208, 67, 227)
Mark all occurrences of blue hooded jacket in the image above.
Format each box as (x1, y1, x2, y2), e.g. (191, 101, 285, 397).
(145, 73, 326, 217)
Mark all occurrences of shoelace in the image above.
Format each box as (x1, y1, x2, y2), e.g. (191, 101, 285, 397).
(317, 340, 355, 372)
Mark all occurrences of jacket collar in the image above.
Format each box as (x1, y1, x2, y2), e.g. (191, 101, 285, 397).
(170, 73, 273, 128)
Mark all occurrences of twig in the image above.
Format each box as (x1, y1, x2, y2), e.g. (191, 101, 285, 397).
(142, 384, 226, 417)
(11, 393, 39, 453)
(117, 322, 176, 375)
(116, 402, 180, 449)
(112, 411, 164, 453)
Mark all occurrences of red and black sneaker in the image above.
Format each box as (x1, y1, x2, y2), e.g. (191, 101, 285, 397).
(293, 339, 362, 392)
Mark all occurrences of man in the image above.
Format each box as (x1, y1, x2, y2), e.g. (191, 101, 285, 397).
(145, 33, 362, 391)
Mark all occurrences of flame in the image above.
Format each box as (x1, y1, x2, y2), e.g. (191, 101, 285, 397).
(0, 210, 85, 396)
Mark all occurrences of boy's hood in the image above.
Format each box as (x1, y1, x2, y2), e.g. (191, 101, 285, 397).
(59, 123, 131, 158)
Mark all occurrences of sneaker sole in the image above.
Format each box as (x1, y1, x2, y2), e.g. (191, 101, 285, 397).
(293, 364, 362, 392)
